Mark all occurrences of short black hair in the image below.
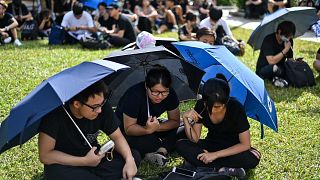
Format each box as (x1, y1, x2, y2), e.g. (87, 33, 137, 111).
(69, 80, 108, 104)
(202, 76, 230, 115)
(196, 27, 216, 39)
(73, 2, 84, 16)
(98, 2, 107, 8)
(146, 65, 172, 89)
(186, 12, 197, 22)
(209, 7, 222, 21)
(277, 21, 296, 37)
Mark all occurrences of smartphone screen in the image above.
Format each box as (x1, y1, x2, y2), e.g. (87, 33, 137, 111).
(173, 167, 196, 177)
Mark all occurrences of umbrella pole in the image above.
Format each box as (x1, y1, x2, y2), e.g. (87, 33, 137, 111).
(62, 105, 93, 149)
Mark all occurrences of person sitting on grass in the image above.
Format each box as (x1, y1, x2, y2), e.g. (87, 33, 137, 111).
(176, 75, 261, 179)
(314, 48, 320, 72)
(0, 0, 22, 46)
(38, 9, 53, 38)
(38, 80, 140, 179)
(196, 27, 216, 45)
(115, 65, 185, 167)
(256, 21, 295, 88)
(178, 12, 198, 41)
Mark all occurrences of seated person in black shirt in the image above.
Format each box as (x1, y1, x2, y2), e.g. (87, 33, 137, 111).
(116, 66, 184, 167)
(106, 3, 137, 47)
(256, 21, 295, 87)
(7, 0, 33, 27)
(95, 2, 114, 34)
(38, 9, 53, 38)
(245, 0, 267, 19)
(268, 0, 290, 13)
(0, 0, 22, 46)
(38, 80, 140, 179)
(178, 12, 198, 41)
(176, 76, 261, 179)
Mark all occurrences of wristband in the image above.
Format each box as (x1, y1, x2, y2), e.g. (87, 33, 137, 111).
(281, 51, 286, 57)
(5, 26, 10, 31)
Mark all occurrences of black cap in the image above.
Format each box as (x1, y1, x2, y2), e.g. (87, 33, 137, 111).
(106, 3, 119, 9)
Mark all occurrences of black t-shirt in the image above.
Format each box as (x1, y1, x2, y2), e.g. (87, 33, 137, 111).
(256, 33, 293, 73)
(0, 13, 14, 28)
(7, 3, 29, 16)
(98, 16, 114, 30)
(195, 98, 250, 149)
(110, 14, 136, 42)
(38, 102, 119, 157)
(115, 82, 179, 131)
(178, 24, 198, 40)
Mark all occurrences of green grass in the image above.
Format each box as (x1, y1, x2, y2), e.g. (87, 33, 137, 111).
(0, 29, 320, 179)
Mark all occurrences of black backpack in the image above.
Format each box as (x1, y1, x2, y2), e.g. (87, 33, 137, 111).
(21, 20, 38, 40)
(284, 59, 316, 88)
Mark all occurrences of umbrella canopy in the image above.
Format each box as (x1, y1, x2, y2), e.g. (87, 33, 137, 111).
(173, 41, 278, 132)
(0, 60, 129, 154)
(248, 7, 318, 51)
(103, 46, 205, 106)
(81, 0, 115, 9)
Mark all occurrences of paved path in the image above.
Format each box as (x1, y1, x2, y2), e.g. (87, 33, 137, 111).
(221, 10, 320, 43)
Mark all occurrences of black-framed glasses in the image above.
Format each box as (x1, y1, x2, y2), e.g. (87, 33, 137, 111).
(148, 88, 170, 97)
(81, 99, 107, 112)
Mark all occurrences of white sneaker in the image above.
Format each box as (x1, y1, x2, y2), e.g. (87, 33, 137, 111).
(272, 77, 288, 88)
(14, 39, 22, 46)
(4, 37, 12, 44)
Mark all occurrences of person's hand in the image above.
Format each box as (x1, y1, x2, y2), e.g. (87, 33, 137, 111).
(122, 157, 137, 180)
(0, 31, 9, 37)
(182, 109, 202, 124)
(197, 150, 219, 164)
(284, 41, 292, 54)
(83, 147, 104, 167)
(145, 116, 160, 134)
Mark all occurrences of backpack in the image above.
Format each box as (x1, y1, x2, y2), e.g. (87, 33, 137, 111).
(49, 24, 65, 45)
(284, 59, 316, 88)
(79, 38, 112, 50)
(21, 20, 38, 40)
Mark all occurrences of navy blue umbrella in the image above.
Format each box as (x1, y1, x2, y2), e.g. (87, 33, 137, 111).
(0, 60, 129, 154)
(173, 41, 278, 134)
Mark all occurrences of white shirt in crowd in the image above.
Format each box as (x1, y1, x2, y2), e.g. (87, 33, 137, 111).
(61, 11, 94, 35)
(199, 17, 233, 37)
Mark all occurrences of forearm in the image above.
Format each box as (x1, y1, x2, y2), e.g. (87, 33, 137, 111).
(156, 119, 179, 132)
(114, 135, 134, 162)
(40, 150, 86, 166)
(183, 118, 200, 143)
(22, 13, 32, 20)
(125, 124, 150, 136)
(267, 50, 287, 64)
(214, 143, 250, 159)
(39, 21, 46, 30)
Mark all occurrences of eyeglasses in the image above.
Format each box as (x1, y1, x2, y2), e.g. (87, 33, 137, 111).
(81, 99, 107, 112)
(148, 88, 170, 97)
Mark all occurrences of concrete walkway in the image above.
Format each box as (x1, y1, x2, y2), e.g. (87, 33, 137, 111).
(221, 9, 320, 43)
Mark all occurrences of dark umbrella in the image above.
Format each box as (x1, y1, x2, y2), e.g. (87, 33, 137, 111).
(0, 60, 129, 154)
(248, 7, 318, 51)
(103, 46, 205, 107)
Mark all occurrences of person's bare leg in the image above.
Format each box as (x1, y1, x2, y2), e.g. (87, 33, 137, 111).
(11, 28, 18, 40)
(157, 24, 168, 34)
(314, 60, 320, 72)
(166, 10, 177, 26)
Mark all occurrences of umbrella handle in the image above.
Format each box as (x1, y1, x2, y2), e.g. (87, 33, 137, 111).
(62, 105, 93, 149)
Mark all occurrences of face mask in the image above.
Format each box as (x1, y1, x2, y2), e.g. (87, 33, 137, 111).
(280, 35, 289, 43)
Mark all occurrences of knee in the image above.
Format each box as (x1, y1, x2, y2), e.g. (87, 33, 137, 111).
(313, 59, 320, 72)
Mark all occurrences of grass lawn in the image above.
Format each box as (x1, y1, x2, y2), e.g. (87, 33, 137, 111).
(0, 28, 319, 180)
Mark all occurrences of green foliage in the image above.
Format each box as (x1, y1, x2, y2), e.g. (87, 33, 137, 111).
(1, 29, 320, 179)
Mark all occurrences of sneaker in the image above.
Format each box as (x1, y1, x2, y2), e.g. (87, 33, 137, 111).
(144, 152, 168, 166)
(272, 77, 289, 88)
(219, 167, 246, 178)
(171, 25, 179, 32)
(13, 39, 22, 46)
(4, 37, 12, 44)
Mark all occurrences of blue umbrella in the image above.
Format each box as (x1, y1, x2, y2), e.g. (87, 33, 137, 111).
(0, 60, 129, 154)
(81, 0, 115, 9)
(173, 41, 278, 134)
(248, 7, 318, 51)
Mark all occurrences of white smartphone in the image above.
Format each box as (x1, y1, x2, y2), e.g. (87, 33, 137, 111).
(172, 167, 196, 177)
(98, 140, 114, 155)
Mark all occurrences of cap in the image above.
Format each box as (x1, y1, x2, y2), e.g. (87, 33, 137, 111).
(136, 31, 156, 49)
(106, 3, 119, 9)
(0, 0, 8, 9)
